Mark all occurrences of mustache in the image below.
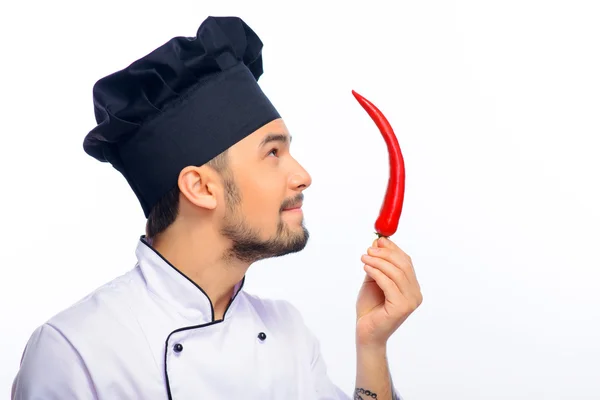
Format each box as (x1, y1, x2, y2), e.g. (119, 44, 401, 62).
(280, 193, 304, 212)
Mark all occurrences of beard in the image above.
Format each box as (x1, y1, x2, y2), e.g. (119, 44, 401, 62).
(219, 175, 309, 264)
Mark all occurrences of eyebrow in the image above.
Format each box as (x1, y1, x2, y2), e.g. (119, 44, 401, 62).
(259, 133, 292, 148)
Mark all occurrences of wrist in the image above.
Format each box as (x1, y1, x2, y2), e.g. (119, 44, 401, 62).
(356, 342, 387, 359)
(355, 342, 393, 400)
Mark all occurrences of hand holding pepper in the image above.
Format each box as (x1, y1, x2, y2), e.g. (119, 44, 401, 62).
(356, 236, 422, 348)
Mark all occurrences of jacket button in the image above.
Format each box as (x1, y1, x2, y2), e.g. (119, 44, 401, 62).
(258, 332, 267, 341)
(173, 343, 183, 353)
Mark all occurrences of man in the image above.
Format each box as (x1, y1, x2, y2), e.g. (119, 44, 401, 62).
(12, 16, 422, 399)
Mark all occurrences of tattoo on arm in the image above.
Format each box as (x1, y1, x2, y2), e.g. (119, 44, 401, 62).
(354, 387, 401, 400)
(354, 388, 377, 399)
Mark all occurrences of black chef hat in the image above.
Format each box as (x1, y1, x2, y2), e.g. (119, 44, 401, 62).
(83, 16, 280, 218)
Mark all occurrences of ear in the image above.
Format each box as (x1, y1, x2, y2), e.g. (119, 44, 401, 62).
(177, 165, 220, 211)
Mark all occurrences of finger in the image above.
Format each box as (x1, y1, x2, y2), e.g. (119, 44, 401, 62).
(361, 254, 415, 298)
(363, 264, 404, 307)
(362, 264, 376, 283)
(366, 246, 419, 287)
(377, 237, 409, 260)
(375, 238, 418, 284)
(377, 236, 398, 250)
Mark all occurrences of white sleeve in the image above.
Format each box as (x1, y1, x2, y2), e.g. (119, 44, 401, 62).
(12, 323, 98, 400)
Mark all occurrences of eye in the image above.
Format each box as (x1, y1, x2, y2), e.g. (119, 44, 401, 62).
(268, 147, 279, 157)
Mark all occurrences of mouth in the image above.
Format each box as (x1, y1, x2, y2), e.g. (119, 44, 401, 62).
(282, 203, 303, 212)
(282, 193, 304, 213)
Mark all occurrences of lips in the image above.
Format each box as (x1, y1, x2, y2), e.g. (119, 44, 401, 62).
(282, 193, 304, 212)
(283, 203, 302, 211)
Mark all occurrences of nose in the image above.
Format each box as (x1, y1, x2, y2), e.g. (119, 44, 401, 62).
(289, 159, 312, 191)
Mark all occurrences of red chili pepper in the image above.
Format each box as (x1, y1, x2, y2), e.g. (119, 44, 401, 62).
(352, 90, 405, 238)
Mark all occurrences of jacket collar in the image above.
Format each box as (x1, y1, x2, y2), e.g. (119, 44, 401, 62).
(136, 235, 245, 323)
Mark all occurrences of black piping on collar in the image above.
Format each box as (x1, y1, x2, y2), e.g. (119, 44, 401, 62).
(139, 235, 248, 400)
(139, 235, 246, 322)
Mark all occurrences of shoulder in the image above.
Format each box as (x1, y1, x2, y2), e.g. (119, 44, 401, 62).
(20, 267, 145, 363)
(48, 268, 143, 332)
(12, 268, 150, 398)
(12, 323, 97, 399)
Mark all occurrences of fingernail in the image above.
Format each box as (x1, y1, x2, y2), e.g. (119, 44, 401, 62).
(368, 247, 379, 253)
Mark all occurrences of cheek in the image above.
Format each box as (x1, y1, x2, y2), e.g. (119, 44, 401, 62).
(237, 169, 285, 219)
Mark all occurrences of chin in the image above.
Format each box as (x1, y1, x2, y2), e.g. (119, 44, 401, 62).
(286, 225, 310, 251)
(221, 212, 309, 263)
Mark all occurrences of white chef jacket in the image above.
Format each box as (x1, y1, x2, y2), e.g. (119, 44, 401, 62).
(12, 236, 403, 399)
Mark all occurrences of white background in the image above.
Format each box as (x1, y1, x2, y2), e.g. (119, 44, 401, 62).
(1, 1, 599, 399)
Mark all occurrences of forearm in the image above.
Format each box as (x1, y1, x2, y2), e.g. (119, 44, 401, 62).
(354, 345, 395, 400)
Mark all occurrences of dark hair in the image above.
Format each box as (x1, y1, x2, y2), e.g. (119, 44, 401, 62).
(145, 150, 230, 239)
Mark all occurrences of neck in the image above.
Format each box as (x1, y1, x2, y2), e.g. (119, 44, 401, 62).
(150, 222, 249, 320)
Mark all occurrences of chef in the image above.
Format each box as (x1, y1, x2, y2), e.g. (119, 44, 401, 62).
(12, 16, 422, 400)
